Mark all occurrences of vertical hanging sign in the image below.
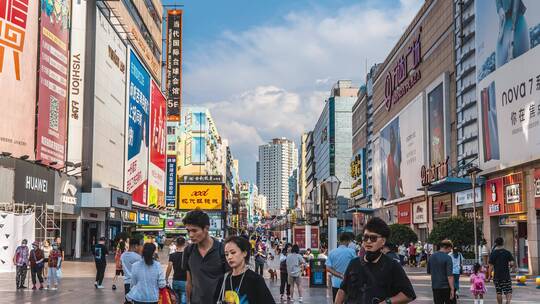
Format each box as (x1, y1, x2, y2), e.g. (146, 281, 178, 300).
(166, 10, 182, 121)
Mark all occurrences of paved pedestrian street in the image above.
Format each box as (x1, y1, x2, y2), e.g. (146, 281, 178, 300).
(1, 256, 538, 304)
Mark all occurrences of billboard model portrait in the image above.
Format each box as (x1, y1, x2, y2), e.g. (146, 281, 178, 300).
(0, 0, 39, 158)
(125, 50, 150, 206)
(476, 0, 540, 170)
(36, 0, 70, 168)
(148, 80, 166, 207)
(379, 95, 424, 202)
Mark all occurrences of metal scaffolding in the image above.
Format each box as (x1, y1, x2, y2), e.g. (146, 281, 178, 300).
(0, 202, 60, 244)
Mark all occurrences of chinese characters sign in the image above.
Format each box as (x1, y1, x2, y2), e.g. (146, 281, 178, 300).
(178, 184, 223, 210)
(125, 50, 150, 206)
(350, 149, 366, 199)
(36, 0, 70, 168)
(166, 10, 182, 121)
(166, 156, 176, 207)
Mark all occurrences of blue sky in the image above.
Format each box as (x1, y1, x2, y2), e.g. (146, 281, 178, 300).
(162, 0, 423, 182)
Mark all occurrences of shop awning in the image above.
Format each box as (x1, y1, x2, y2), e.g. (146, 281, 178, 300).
(344, 207, 375, 214)
(417, 176, 484, 193)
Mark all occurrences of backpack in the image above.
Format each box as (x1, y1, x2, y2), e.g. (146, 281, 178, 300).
(182, 238, 227, 273)
(473, 274, 485, 290)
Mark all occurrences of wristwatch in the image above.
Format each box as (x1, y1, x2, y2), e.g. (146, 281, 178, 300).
(385, 299, 392, 304)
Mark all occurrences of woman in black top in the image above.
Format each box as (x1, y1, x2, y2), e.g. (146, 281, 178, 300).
(215, 236, 275, 304)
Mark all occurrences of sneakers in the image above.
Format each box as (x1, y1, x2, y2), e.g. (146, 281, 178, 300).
(94, 282, 98, 289)
(32, 285, 36, 290)
(51, 287, 58, 291)
(97, 285, 105, 289)
(298, 297, 303, 303)
(39, 285, 44, 290)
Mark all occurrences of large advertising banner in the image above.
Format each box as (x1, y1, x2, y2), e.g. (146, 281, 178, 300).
(148, 80, 166, 207)
(0, 0, 39, 158)
(125, 50, 150, 206)
(67, 0, 87, 165)
(379, 95, 424, 202)
(476, 0, 540, 170)
(166, 10, 182, 121)
(36, 0, 70, 168)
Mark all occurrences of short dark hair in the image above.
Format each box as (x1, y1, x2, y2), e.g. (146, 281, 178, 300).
(129, 238, 140, 246)
(99, 236, 106, 241)
(225, 236, 251, 263)
(495, 237, 504, 246)
(339, 232, 352, 243)
(176, 236, 186, 246)
(183, 210, 210, 229)
(439, 240, 453, 249)
(291, 244, 300, 254)
(364, 217, 391, 239)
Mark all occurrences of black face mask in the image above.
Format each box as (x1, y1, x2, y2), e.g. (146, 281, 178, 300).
(365, 249, 383, 263)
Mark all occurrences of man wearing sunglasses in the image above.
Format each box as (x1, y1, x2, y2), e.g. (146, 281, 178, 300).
(335, 217, 416, 304)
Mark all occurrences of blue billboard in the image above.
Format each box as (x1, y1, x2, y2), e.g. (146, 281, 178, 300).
(166, 156, 177, 207)
(125, 50, 151, 206)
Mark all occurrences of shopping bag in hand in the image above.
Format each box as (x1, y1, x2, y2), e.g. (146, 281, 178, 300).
(158, 287, 177, 304)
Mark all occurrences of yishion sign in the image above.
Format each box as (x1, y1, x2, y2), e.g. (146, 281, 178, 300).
(384, 29, 422, 111)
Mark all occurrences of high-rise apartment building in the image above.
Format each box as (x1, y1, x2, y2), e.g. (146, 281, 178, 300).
(258, 138, 298, 216)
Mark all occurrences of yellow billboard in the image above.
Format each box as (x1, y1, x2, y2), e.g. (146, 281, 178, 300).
(178, 184, 223, 210)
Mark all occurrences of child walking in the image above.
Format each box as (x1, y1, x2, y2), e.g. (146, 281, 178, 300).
(470, 263, 487, 304)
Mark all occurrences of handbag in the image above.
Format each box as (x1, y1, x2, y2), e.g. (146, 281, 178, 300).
(216, 272, 230, 304)
(56, 268, 63, 279)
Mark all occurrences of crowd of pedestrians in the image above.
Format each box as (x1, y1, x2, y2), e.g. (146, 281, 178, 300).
(12, 237, 64, 291)
(12, 211, 526, 304)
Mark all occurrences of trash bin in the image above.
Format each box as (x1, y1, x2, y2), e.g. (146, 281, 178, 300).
(309, 259, 327, 287)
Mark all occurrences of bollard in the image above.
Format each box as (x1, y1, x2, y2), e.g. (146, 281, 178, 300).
(535, 276, 540, 289)
(516, 274, 527, 286)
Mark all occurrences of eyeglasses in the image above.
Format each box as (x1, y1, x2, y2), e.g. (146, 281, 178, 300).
(362, 234, 382, 243)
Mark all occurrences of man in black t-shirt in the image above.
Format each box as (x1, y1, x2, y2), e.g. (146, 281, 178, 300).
(93, 237, 108, 289)
(335, 217, 416, 304)
(487, 237, 515, 304)
(166, 236, 188, 303)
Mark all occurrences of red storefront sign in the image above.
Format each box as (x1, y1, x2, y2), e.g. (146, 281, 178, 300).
(397, 202, 411, 224)
(485, 177, 504, 216)
(535, 169, 540, 210)
(503, 172, 525, 214)
(294, 226, 306, 249)
(311, 226, 319, 249)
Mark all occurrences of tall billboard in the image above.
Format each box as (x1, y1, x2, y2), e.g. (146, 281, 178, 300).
(379, 94, 424, 202)
(428, 83, 445, 164)
(0, 0, 39, 158)
(36, 0, 70, 168)
(93, 9, 126, 189)
(148, 80, 166, 207)
(166, 10, 182, 121)
(67, 0, 87, 165)
(476, 0, 540, 170)
(125, 49, 150, 206)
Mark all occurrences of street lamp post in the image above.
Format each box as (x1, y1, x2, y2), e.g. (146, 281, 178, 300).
(323, 176, 341, 253)
(467, 166, 482, 263)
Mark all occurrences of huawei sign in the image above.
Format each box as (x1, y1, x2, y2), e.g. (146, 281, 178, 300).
(0, 0, 29, 80)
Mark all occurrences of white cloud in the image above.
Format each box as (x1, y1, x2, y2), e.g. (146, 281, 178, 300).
(184, 0, 423, 181)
